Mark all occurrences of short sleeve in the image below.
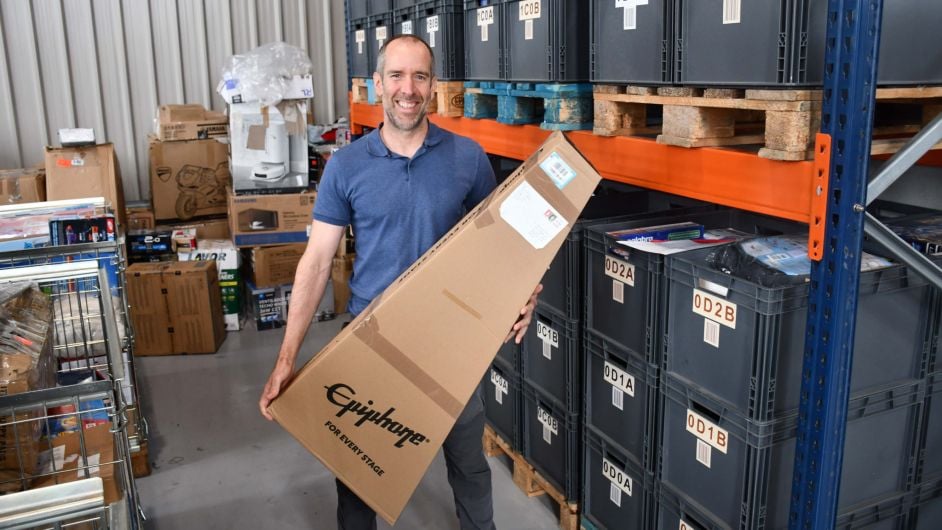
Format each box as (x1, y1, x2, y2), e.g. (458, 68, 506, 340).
(464, 146, 497, 210)
(312, 156, 352, 226)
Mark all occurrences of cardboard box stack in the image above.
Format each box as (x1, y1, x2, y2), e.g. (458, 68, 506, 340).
(44, 143, 126, 226)
(0, 168, 46, 204)
(182, 240, 244, 331)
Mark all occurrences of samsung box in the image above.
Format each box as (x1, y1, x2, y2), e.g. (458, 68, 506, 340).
(227, 188, 316, 247)
(268, 131, 601, 523)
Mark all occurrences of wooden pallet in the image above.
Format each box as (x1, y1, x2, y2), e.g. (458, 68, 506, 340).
(482, 424, 579, 530)
(594, 85, 942, 161)
(464, 82, 593, 131)
(433, 80, 464, 118)
(351, 78, 371, 104)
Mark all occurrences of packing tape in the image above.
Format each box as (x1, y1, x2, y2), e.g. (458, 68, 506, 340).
(354, 316, 465, 420)
(442, 289, 483, 320)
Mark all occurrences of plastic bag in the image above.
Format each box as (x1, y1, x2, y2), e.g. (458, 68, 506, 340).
(218, 42, 312, 107)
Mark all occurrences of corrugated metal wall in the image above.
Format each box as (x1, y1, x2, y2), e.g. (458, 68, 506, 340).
(0, 0, 348, 202)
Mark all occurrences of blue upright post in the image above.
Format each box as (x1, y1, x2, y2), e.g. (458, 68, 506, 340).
(789, 1, 883, 528)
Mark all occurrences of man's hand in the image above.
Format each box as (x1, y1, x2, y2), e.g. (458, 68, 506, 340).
(506, 283, 543, 345)
(259, 358, 294, 421)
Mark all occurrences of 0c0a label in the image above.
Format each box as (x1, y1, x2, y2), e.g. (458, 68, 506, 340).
(692, 288, 737, 329)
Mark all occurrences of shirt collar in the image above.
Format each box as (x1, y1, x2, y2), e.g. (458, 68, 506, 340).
(365, 120, 445, 157)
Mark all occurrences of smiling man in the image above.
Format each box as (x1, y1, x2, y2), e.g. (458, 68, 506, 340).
(259, 34, 541, 530)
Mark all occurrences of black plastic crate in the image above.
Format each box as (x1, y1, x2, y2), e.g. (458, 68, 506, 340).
(392, 0, 418, 8)
(590, 0, 672, 84)
(349, 0, 369, 20)
(521, 381, 580, 501)
(495, 337, 520, 371)
(349, 18, 372, 78)
(521, 304, 580, 414)
(584, 329, 659, 472)
(367, 13, 393, 74)
(416, 1, 464, 80)
(657, 480, 911, 530)
(483, 357, 522, 450)
(503, 0, 590, 82)
(392, 4, 417, 35)
(368, 0, 393, 16)
(464, 0, 505, 80)
(582, 425, 655, 530)
(585, 209, 801, 364)
(659, 376, 924, 528)
(916, 372, 942, 482)
(674, 0, 942, 87)
(909, 477, 942, 530)
(664, 244, 932, 421)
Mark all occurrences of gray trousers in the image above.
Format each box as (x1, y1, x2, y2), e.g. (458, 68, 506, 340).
(336, 387, 495, 530)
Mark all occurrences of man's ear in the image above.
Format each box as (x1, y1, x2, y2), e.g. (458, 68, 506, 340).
(373, 71, 382, 96)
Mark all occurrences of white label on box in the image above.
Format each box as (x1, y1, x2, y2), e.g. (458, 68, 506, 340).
(685, 409, 728, 454)
(723, 0, 741, 24)
(376, 25, 387, 47)
(78, 453, 102, 479)
(519, 0, 541, 21)
(543, 341, 552, 360)
(615, 0, 648, 31)
(525, 19, 534, 40)
(603, 457, 633, 496)
(429, 31, 436, 47)
(604, 255, 635, 286)
(537, 321, 559, 347)
(39, 445, 66, 474)
(402, 20, 413, 35)
(612, 386, 624, 410)
(478, 6, 494, 42)
(537, 405, 559, 441)
(703, 318, 720, 348)
(491, 369, 509, 405)
(604, 361, 635, 397)
(539, 152, 577, 189)
(499, 181, 569, 250)
(613, 280, 624, 303)
(543, 424, 553, 444)
(427, 16, 439, 47)
(696, 439, 712, 468)
(355, 29, 366, 54)
(610, 482, 622, 507)
(692, 288, 737, 329)
(71, 158, 84, 167)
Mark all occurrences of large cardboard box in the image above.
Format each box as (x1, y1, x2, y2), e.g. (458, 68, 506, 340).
(149, 136, 230, 221)
(44, 144, 125, 226)
(268, 132, 600, 522)
(158, 217, 231, 240)
(0, 168, 45, 204)
(31, 424, 120, 505)
(227, 188, 316, 247)
(249, 244, 306, 288)
(156, 104, 228, 142)
(127, 261, 227, 355)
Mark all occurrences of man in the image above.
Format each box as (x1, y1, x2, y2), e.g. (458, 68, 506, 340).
(259, 34, 541, 530)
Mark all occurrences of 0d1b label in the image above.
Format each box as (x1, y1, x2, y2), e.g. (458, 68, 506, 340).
(685, 409, 728, 453)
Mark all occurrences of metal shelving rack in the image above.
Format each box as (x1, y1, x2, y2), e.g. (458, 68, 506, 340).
(349, 0, 942, 525)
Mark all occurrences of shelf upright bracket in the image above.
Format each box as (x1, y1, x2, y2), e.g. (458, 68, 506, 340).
(788, 0, 884, 528)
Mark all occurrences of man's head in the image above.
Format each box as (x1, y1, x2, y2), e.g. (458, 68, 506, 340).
(373, 35, 436, 133)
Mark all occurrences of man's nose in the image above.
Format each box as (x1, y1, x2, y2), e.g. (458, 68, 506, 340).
(400, 76, 415, 95)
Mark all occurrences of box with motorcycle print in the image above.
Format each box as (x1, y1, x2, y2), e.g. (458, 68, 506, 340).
(228, 100, 310, 195)
(148, 135, 231, 221)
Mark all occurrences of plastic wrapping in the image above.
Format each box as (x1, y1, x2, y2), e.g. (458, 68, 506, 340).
(217, 42, 313, 107)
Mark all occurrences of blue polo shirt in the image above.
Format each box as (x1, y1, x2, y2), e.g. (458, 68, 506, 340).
(314, 122, 496, 315)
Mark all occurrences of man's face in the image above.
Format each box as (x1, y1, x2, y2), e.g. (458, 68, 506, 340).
(374, 39, 435, 132)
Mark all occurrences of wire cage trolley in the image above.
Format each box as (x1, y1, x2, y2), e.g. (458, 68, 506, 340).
(0, 261, 144, 529)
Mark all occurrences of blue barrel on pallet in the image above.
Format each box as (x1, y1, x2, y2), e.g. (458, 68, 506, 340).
(590, 0, 672, 85)
(521, 381, 580, 501)
(581, 425, 655, 530)
(664, 240, 933, 422)
(483, 357, 522, 450)
(659, 377, 924, 528)
(464, 0, 505, 81)
(503, 0, 590, 82)
(414, 1, 464, 80)
(349, 18, 372, 78)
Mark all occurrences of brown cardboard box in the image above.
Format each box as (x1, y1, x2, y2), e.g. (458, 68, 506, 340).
(0, 168, 45, 204)
(250, 244, 307, 288)
(44, 144, 125, 226)
(31, 424, 120, 505)
(331, 255, 355, 314)
(126, 261, 227, 355)
(126, 207, 156, 231)
(157, 104, 228, 142)
(149, 136, 230, 221)
(227, 188, 316, 248)
(158, 217, 231, 240)
(268, 132, 600, 523)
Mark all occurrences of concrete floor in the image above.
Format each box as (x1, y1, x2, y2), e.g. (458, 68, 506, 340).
(134, 318, 559, 530)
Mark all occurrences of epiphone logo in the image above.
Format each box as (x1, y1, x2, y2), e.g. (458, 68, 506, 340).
(325, 383, 430, 448)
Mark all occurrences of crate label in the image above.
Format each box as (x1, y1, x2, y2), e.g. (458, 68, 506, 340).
(376, 25, 387, 45)
(525, 19, 534, 40)
(692, 288, 737, 329)
(696, 439, 712, 468)
(477, 6, 494, 42)
(539, 152, 576, 189)
(603, 361, 635, 397)
(604, 255, 635, 286)
(615, 0, 648, 31)
(612, 279, 624, 303)
(602, 457, 633, 496)
(542, 340, 552, 360)
(401, 20, 413, 35)
(723, 0, 741, 24)
(519, 0, 541, 21)
(426, 16, 439, 48)
(609, 482, 622, 507)
(537, 405, 559, 437)
(543, 423, 553, 444)
(703, 318, 720, 348)
(491, 369, 508, 404)
(611, 386, 624, 410)
(499, 181, 568, 249)
(537, 321, 558, 348)
(685, 409, 728, 454)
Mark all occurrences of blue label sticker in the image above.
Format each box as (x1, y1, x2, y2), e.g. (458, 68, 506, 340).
(539, 152, 577, 190)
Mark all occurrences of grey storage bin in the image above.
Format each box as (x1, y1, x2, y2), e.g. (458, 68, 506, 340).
(664, 243, 932, 421)
(349, 18, 372, 78)
(495, 338, 520, 371)
(393, 0, 418, 8)
(919, 372, 942, 481)
(367, 13, 394, 74)
(521, 381, 581, 500)
(350, 0, 369, 20)
(590, 0, 672, 84)
(464, 0, 505, 80)
(483, 357, 522, 450)
(521, 303, 580, 414)
(392, 4, 417, 35)
(659, 377, 924, 528)
(416, 1, 465, 79)
(912, 479, 942, 530)
(582, 426, 655, 530)
(368, 0, 393, 16)
(503, 0, 590, 82)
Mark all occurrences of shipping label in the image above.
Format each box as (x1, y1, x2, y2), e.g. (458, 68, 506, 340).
(604, 255, 635, 286)
(692, 288, 737, 329)
(685, 409, 728, 454)
(603, 361, 635, 397)
(499, 181, 568, 249)
(539, 152, 577, 189)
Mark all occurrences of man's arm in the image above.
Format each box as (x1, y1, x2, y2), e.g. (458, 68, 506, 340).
(259, 220, 345, 420)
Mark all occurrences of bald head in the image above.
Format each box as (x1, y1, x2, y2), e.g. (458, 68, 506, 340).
(375, 34, 435, 79)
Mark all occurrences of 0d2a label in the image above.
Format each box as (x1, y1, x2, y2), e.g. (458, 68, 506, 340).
(604, 255, 635, 286)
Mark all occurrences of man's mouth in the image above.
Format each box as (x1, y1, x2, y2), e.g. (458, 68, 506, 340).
(396, 99, 419, 111)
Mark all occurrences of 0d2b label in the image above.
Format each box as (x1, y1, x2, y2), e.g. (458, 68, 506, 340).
(691, 288, 737, 329)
